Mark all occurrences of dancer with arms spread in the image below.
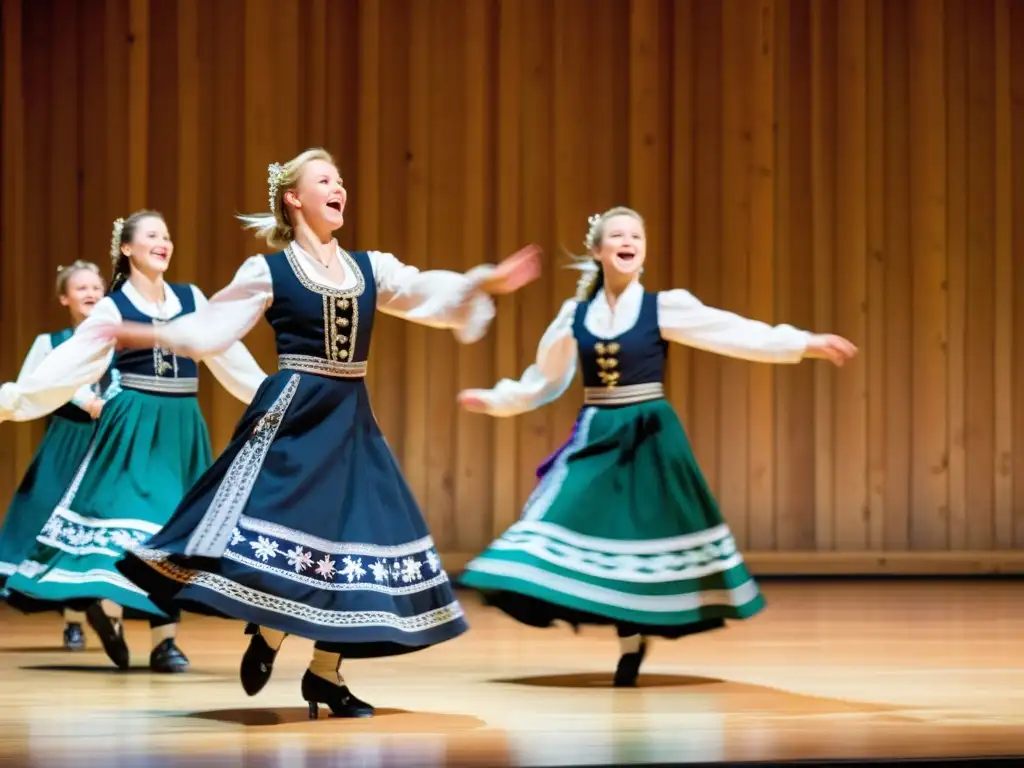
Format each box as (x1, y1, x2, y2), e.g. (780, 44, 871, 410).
(0, 211, 267, 673)
(110, 148, 541, 718)
(0, 261, 118, 651)
(457, 206, 857, 687)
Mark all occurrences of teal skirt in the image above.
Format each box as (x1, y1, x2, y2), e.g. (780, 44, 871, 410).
(0, 412, 96, 591)
(4, 390, 212, 617)
(458, 399, 764, 638)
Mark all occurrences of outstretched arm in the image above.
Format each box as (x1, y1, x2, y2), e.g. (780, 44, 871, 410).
(657, 290, 857, 365)
(458, 299, 579, 418)
(187, 285, 268, 405)
(372, 244, 541, 344)
(657, 289, 811, 362)
(0, 301, 120, 423)
(113, 256, 272, 361)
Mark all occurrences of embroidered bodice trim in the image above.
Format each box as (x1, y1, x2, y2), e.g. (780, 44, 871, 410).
(283, 244, 366, 365)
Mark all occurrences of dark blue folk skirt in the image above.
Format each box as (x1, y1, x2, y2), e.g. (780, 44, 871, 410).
(116, 370, 468, 658)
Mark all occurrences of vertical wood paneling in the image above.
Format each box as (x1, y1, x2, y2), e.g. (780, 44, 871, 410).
(834, 0, 869, 550)
(992, 0, 1014, 550)
(127, 0, 149, 212)
(811, 0, 837, 551)
(373, 1, 411, 468)
(489, 0, 521, 539)
(515, 0, 555, 512)
(909, 0, 949, 551)
(402, 0, 431, 517)
(773, 0, 817, 551)
(964, 0, 995, 549)
(689, 0, 723, 502)
(668, 0, 694, 433)
(882, 0, 912, 551)
(1012, 1, 1024, 548)
(454, 0, 495, 550)
(865, 0, 887, 549)
(747, 0, 777, 551)
(425, 0, 465, 545)
(2, 0, 1024, 571)
(720, 0, 752, 549)
(946, 0, 969, 551)
(1, 0, 28, 498)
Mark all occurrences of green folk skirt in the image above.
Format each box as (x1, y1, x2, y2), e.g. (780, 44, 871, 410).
(0, 413, 96, 591)
(458, 398, 765, 638)
(4, 390, 213, 618)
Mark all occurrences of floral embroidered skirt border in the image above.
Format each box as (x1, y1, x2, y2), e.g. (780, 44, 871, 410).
(117, 370, 468, 658)
(458, 399, 765, 639)
(0, 412, 96, 596)
(4, 390, 212, 618)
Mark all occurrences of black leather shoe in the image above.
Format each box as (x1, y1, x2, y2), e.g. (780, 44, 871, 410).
(240, 625, 279, 696)
(85, 603, 131, 670)
(150, 639, 189, 673)
(301, 670, 374, 719)
(63, 623, 85, 652)
(613, 639, 648, 687)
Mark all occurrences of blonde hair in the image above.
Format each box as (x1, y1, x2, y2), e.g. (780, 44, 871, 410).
(237, 148, 338, 250)
(55, 260, 104, 298)
(568, 206, 645, 302)
(109, 209, 166, 292)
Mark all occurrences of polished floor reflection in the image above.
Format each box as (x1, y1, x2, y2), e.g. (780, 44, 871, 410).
(0, 580, 1021, 766)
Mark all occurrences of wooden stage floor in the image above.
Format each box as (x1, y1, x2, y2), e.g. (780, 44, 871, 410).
(0, 580, 1021, 767)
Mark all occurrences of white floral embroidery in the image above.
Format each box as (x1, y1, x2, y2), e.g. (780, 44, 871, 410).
(425, 551, 440, 574)
(250, 536, 280, 562)
(315, 555, 337, 580)
(400, 557, 422, 584)
(218, 522, 447, 595)
(110, 530, 137, 550)
(34, 510, 160, 560)
(285, 546, 313, 573)
(340, 556, 366, 583)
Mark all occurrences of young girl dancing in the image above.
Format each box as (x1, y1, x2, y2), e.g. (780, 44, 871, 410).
(109, 148, 541, 718)
(456, 207, 857, 686)
(0, 261, 119, 651)
(0, 211, 267, 673)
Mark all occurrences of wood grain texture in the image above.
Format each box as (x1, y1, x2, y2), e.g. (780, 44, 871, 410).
(1, 583, 1024, 764)
(1, 0, 1023, 572)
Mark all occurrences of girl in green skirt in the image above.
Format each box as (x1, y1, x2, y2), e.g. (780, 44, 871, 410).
(0, 261, 117, 652)
(457, 207, 858, 686)
(0, 210, 266, 673)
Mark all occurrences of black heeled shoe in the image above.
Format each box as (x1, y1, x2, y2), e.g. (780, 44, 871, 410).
(301, 670, 374, 719)
(150, 639, 190, 673)
(240, 624, 279, 696)
(63, 622, 86, 651)
(613, 639, 648, 687)
(85, 603, 131, 670)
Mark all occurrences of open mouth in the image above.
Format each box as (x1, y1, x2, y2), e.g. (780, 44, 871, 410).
(326, 201, 342, 212)
(616, 251, 636, 262)
(152, 249, 169, 261)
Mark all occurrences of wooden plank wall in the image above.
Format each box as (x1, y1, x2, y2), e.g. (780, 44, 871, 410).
(2, 0, 1023, 574)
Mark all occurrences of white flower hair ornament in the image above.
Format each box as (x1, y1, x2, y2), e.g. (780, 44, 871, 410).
(267, 162, 285, 213)
(109, 217, 125, 263)
(583, 213, 603, 251)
